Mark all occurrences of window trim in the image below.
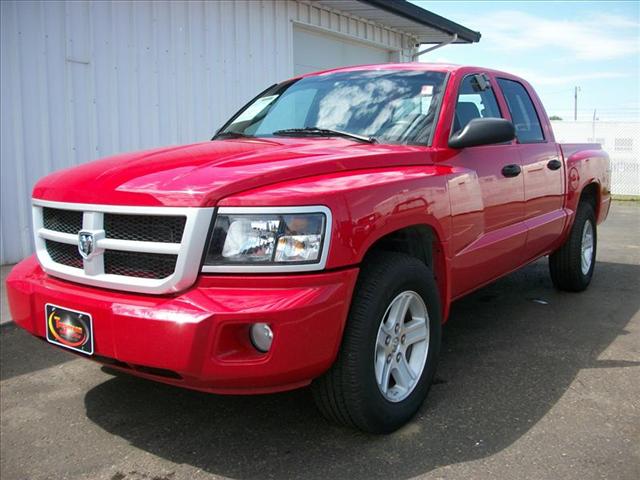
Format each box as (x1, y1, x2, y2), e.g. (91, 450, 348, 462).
(425, 72, 450, 147)
(496, 77, 547, 144)
(212, 81, 287, 140)
(448, 73, 507, 146)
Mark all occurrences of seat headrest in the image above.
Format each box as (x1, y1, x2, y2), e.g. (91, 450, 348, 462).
(455, 102, 482, 132)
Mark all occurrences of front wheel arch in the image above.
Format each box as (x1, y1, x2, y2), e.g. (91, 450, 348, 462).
(360, 223, 449, 321)
(312, 251, 442, 433)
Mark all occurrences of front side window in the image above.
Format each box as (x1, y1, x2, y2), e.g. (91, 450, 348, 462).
(216, 70, 448, 145)
(452, 74, 502, 135)
(497, 78, 545, 143)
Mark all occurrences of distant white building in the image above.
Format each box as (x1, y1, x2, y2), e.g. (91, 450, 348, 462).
(0, 0, 480, 264)
(551, 121, 640, 196)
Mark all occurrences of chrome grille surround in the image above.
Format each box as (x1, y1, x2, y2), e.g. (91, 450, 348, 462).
(32, 199, 214, 294)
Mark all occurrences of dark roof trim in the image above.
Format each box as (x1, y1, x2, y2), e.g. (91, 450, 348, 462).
(359, 0, 481, 43)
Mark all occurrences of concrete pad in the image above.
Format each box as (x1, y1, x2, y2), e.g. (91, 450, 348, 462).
(1, 202, 639, 480)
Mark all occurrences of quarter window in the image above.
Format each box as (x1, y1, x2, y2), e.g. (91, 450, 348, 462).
(498, 78, 545, 143)
(452, 74, 502, 135)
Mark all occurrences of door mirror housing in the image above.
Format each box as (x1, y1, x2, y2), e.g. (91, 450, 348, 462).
(448, 118, 515, 149)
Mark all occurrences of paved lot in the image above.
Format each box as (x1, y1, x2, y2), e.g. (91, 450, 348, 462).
(1, 202, 639, 480)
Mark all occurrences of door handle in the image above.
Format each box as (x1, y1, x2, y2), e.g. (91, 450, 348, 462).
(501, 164, 521, 178)
(547, 159, 562, 170)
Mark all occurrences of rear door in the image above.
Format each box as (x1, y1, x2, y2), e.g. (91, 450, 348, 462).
(447, 73, 526, 298)
(496, 78, 565, 259)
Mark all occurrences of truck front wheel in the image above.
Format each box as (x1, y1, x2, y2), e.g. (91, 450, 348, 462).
(549, 202, 597, 291)
(312, 252, 441, 433)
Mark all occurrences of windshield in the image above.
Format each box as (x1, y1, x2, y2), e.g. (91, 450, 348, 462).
(216, 70, 448, 145)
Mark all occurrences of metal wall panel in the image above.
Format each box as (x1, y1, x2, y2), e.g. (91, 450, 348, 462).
(0, 0, 417, 264)
(293, 25, 394, 75)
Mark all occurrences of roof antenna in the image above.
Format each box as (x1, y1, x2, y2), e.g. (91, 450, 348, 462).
(412, 33, 458, 60)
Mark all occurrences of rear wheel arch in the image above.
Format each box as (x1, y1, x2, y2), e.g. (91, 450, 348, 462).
(579, 182, 600, 218)
(550, 201, 597, 292)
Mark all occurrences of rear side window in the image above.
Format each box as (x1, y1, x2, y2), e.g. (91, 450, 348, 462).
(498, 79, 544, 143)
(453, 74, 502, 135)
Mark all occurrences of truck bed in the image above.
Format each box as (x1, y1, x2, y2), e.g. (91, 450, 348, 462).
(559, 143, 603, 159)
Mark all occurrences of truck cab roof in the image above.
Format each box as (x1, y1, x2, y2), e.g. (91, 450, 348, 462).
(299, 62, 525, 83)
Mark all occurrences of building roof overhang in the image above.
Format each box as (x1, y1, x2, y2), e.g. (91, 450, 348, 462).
(315, 0, 481, 44)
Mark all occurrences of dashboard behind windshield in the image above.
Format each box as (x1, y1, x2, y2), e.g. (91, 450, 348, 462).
(217, 69, 448, 146)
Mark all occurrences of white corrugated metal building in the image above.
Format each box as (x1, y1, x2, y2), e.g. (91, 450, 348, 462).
(0, 0, 479, 264)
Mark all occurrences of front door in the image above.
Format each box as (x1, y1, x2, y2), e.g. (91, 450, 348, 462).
(447, 73, 526, 298)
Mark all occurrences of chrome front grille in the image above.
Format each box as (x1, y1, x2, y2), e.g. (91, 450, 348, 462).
(103, 250, 178, 278)
(103, 213, 186, 243)
(45, 239, 83, 268)
(43, 207, 83, 234)
(33, 200, 214, 294)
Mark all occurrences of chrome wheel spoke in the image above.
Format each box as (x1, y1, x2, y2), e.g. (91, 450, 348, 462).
(403, 319, 427, 346)
(378, 357, 393, 394)
(580, 220, 594, 275)
(376, 326, 391, 350)
(393, 355, 416, 389)
(388, 292, 412, 328)
(373, 290, 430, 403)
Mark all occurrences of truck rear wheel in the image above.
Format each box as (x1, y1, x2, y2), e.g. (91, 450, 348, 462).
(549, 202, 597, 291)
(311, 252, 441, 433)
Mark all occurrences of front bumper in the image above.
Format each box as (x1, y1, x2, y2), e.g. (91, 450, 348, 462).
(6, 256, 358, 394)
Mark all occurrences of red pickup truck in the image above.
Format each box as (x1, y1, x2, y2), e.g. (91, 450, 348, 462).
(6, 63, 610, 433)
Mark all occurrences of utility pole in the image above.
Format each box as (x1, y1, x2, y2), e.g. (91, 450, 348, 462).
(574, 86, 581, 121)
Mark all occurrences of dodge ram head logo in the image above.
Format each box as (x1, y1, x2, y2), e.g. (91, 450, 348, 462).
(78, 231, 95, 259)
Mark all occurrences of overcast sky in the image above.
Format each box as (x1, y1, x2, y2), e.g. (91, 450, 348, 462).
(412, 1, 639, 121)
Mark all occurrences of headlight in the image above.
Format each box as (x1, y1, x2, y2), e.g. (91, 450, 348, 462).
(202, 206, 331, 272)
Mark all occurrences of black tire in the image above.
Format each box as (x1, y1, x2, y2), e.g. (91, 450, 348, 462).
(311, 252, 441, 433)
(549, 202, 597, 292)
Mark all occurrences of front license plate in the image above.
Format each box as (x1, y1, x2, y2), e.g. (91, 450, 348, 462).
(45, 303, 94, 355)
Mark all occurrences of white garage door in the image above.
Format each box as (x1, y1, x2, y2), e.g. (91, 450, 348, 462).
(293, 26, 393, 76)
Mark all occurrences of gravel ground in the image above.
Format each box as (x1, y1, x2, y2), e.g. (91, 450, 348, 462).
(1, 201, 638, 480)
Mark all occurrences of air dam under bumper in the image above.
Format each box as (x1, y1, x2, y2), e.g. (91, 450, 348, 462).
(6, 256, 359, 394)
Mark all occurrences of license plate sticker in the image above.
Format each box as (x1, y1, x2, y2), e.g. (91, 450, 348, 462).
(45, 303, 94, 355)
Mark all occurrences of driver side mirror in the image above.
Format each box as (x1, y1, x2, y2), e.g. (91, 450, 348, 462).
(448, 118, 515, 149)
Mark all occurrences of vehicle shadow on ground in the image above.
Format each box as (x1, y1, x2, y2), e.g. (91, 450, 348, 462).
(83, 260, 639, 480)
(0, 323, 76, 380)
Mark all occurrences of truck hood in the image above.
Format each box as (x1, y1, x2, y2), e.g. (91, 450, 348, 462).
(33, 138, 435, 207)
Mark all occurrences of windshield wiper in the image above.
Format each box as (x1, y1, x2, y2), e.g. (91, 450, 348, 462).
(272, 127, 376, 144)
(213, 131, 255, 140)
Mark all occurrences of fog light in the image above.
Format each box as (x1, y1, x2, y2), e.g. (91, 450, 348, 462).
(250, 323, 273, 353)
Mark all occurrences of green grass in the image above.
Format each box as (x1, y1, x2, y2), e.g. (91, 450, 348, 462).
(612, 195, 640, 202)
